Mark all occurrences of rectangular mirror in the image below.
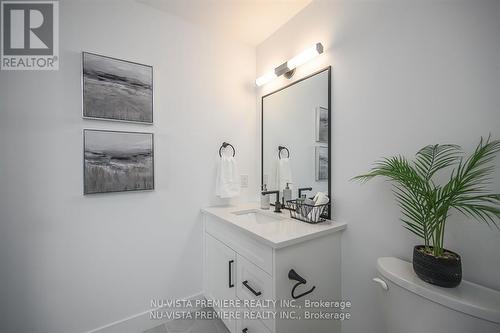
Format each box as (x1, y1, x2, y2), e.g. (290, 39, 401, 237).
(261, 67, 331, 219)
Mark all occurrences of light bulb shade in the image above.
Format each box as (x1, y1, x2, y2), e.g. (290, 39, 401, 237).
(254, 42, 324, 86)
(255, 71, 277, 86)
(286, 43, 323, 70)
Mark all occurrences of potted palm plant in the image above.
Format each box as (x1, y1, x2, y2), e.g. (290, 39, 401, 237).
(354, 136, 500, 287)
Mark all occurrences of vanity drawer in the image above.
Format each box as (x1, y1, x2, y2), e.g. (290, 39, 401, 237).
(237, 314, 273, 333)
(236, 255, 274, 332)
(205, 214, 273, 274)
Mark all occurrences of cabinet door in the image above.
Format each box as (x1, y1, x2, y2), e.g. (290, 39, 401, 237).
(205, 233, 237, 332)
(237, 315, 272, 333)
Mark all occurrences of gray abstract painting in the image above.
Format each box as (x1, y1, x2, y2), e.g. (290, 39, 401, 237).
(82, 52, 153, 123)
(84, 130, 154, 194)
(316, 106, 329, 143)
(315, 146, 328, 181)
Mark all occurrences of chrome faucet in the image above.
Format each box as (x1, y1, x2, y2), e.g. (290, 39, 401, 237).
(261, 190, 282, 213)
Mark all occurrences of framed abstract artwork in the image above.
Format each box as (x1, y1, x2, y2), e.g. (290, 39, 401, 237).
(315, 106, 328, 143)
(83, 130, 154, 194)
(82, 52, 153, 123)
(315, 146, 328, 181)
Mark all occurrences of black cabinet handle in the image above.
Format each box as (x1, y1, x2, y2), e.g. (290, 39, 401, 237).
(242, 329, 248, 333)
(228, 260, 234, 288)
(242, 280, 262, 296)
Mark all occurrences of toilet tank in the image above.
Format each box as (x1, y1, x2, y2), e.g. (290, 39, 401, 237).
(374, 257, 500, 333)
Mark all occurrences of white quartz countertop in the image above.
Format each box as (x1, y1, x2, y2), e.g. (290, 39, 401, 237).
(202, 202, 347, 249)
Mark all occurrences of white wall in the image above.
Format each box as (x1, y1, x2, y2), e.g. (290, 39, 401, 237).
(0, 1, 256, 332)
(256, 1, 500, 332)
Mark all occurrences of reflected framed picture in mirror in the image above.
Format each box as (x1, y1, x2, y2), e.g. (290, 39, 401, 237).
(315, 106, 329, 143)
(315, 146, 328, 181)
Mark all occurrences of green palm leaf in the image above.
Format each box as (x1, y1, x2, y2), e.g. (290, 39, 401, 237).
(353, 156, 433, 242)
(414, 144, 462, 181)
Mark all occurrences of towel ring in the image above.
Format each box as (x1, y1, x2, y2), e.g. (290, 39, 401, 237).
(288, 269, 316, 300)
(219, 142, 236, 157)
(278, 146, 290, 159)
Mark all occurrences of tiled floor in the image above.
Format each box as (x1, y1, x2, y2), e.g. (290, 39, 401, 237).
(143, 308, 229, 333)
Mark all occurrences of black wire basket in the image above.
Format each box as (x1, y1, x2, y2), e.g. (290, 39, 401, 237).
(286, 199, 329, 224)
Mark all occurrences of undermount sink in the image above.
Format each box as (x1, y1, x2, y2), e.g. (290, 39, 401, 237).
(232, 209, 285, 224)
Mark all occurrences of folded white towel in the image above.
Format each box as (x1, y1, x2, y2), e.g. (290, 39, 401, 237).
(276, 157, 292, 191)
(216, 155, 241, 198)
(306, 192, 330, 221)
(313, 192, 330, 206)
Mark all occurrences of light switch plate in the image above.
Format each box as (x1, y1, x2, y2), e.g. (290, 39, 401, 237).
(240, 175, 248, 188)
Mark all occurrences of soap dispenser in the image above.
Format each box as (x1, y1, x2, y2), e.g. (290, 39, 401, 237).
(283, 182, 292, 203)
(261, 184, 270, 210)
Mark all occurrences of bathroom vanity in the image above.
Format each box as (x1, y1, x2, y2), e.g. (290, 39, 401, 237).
(204, 63, 340, 333)
(202, 203, 346, 333)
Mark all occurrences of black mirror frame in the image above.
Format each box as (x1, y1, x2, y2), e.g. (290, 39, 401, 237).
(261, 66, 332, 219)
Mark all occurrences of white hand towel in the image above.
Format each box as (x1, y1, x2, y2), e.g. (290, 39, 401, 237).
(216, 155, 241, 198)
(276, 157, 292, 191)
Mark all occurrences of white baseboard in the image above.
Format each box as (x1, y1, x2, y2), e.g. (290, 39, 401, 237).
(83, 292, 206, 333)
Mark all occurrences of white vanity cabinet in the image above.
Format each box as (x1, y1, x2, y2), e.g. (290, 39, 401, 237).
(202, 204, 346, 333)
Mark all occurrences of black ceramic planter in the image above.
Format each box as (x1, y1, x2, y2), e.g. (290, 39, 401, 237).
(412, 245, 462, 288)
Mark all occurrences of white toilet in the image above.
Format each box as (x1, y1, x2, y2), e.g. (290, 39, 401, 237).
(374, 257, 500, 333)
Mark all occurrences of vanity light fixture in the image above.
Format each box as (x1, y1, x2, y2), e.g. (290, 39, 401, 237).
(255, 71, 277, 86)
(255, 42, 324, 86)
